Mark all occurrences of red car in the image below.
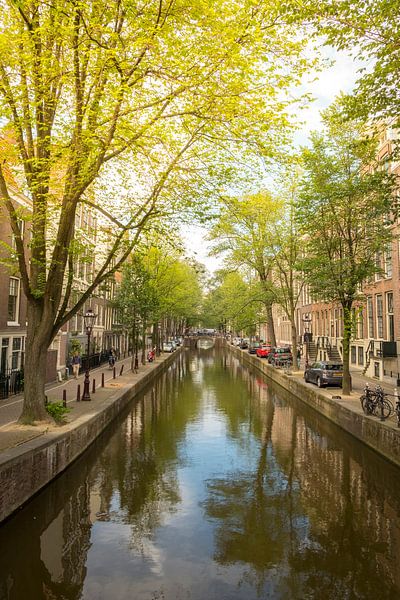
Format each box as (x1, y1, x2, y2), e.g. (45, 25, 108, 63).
(256, 344, 272, 358)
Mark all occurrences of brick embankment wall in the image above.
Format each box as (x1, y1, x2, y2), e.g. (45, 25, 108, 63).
(0, 351, 179, 524)
(229, 344, 400, 468)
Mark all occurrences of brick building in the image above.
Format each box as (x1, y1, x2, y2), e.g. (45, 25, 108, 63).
(273, 124, 400, 384)
(0, 185, 30, 376)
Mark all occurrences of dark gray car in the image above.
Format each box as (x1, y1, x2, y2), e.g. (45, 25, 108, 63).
(304, 361, 343, 388)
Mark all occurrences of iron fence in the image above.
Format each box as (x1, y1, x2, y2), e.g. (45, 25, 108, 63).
(0, 368, 24, 400)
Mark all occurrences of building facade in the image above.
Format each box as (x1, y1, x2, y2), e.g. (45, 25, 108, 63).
(273, 125, 400, 383)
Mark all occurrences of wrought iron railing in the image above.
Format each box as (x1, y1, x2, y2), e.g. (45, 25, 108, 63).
(0, 368, 24, 400)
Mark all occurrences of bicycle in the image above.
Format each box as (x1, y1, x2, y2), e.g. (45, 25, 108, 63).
(360, 384, 393, 420)
(394, 389, 400, 427)
(360, 383, 376, 415)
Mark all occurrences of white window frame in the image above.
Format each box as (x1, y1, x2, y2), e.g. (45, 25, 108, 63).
(7, 277, 20, 326)
(376, 295, 384, 339)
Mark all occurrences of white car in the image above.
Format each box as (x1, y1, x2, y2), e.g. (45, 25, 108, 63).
(162, 342, 175, 353)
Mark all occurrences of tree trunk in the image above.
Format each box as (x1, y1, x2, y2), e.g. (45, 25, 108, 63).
(141, 323, 146, 365)
(19, 302, 52, 423)
(131, 324, 136, 371)
(265, 301, 276, 346)
(342, 304, 353, 395)
(153, 322, 160, 355)
(290, 316, 298, 371)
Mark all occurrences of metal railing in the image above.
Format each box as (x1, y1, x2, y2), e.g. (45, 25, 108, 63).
(0, 368, 24, 400)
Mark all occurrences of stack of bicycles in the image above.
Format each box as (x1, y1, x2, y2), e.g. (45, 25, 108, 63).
(360, 383, 400, 425)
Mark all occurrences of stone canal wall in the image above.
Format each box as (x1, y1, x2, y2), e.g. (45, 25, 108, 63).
(0, 351, 179, 523)
(229, 345, 400, 468)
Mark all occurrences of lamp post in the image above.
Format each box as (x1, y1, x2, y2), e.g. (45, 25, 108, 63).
(302, 314, 312, 370)
(82, 308, 97, 401)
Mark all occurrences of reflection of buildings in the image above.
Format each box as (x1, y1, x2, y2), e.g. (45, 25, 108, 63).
(267, 392, 400, 593)
(40, 482, 91, 595)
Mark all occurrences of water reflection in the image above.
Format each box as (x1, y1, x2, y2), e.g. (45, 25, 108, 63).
(1, 349, 400, 599)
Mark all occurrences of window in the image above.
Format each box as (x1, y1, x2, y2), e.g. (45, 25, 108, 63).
(375, 252, 383, 281)
(1, 338, 9, 373)
(11, 337, 21, 370)
(385, 246, 393, 278)
(358, 346, 364, 365)
(351, 346, 356, 364)
(387, 292, 395, 341)
(82, 208, 89, 231)
(335, 309, 339, 337)
(8, 278, 20, 322)
(376, 295, 383, 338)
(357, 310, 364, 339)
(75, 206, 81, 229)
(367, 297, 374, 338)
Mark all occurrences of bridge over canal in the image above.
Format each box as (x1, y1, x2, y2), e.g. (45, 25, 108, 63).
(183, 335, 223, 349)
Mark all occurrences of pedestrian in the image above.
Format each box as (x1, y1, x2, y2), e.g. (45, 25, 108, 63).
(108, 348, 116, 368)
(71, 351, 81, 379)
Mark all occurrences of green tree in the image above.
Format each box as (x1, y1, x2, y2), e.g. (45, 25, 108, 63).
(282, 0, 400, 122)
(202, 271, 262, 337)
(142, 245, 203, 347)
(298, 101, 396, 394)
(114, 255, 158, 367)
(209, 193, 284, 344)
(0, 0, 312, 421)
(270, 173, 304, 365)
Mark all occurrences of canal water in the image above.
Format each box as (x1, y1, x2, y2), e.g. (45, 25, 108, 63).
(1, 348, 400, 600)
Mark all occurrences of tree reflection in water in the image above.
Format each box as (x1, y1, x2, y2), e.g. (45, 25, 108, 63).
(1, 350, 400, 599)
(201, 353, 400, 599)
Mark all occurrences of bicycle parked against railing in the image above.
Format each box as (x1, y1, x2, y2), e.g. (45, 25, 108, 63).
(394, 389, 400, 427)
(360, 384, 393, 420)
(276, 358, 293, 370)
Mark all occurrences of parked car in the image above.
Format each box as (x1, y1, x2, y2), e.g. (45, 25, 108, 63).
(162, 342, 175, 353)
(239, 338, 249, 349)
(256, 344, 272, 358)
(248, 342, 262, 354)
(267, 346, 293, 366)
(304, 361, 343, 388)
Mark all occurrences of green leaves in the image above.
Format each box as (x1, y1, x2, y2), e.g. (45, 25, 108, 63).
(298, 99, 397, 305)
(282, 0, 400, 122)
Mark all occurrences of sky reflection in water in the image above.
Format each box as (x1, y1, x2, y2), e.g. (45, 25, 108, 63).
(1, 349, 400, 600)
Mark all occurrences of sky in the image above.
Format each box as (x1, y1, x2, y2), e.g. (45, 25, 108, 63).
(182, 46, 362, 276)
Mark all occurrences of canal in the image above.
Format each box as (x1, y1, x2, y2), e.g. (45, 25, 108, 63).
(1, 347, 400, 599)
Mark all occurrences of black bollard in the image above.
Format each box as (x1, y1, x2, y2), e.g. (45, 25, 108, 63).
(101, 372, 105, 388)
(77, 384, 81, 402)
(119, 364, 124, 376)
(63, 389, 67, 408)
(113, 366, 116, 379)
(92, 378, 96, 394)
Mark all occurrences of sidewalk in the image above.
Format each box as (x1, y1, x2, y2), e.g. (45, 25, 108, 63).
(1, 350, 399, 454)
(0, 354, 157, 453)
(295, 354, 398, 394)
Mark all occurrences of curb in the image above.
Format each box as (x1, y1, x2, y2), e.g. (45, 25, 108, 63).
(229, 344, 400, 468)
(0, 351, 179, 524)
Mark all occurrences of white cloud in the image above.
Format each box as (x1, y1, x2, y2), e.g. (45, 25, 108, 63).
(293, 46, 361, 145)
